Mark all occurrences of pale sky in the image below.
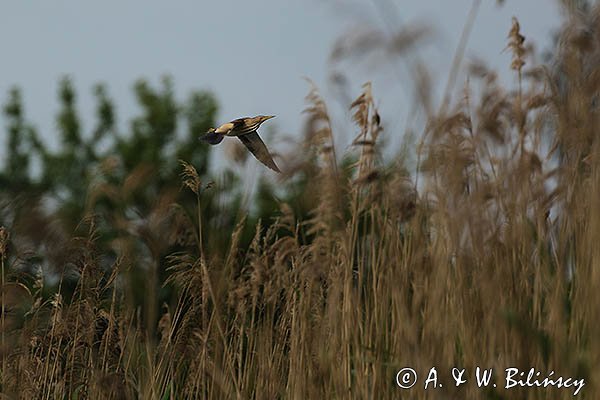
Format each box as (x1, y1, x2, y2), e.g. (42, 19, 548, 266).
(0, 1, 563, 169)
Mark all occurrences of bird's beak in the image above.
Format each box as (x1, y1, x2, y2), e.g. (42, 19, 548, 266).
(264, 115, 275, 121)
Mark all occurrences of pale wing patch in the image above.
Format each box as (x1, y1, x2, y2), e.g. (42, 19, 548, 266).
(215, 122, 234, 134)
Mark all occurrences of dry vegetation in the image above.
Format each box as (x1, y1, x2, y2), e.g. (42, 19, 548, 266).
(1, 8, 600, 400)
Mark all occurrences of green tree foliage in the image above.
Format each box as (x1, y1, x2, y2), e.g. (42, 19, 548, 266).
(0, 77, 226, 316)
(2, 88, 33, 190)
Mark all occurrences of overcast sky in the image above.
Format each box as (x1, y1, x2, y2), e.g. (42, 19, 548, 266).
(0, 1, 563, 168)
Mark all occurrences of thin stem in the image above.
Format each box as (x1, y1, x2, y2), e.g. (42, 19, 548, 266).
(1, 253, 5, 388)
(197, 195, 205, 263)
(416, 0, 481, 190)
(195, 188, 240, 397)
(439, 0, 482, 117)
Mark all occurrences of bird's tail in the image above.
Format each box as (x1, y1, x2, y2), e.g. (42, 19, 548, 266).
(201, 131, 225, 145)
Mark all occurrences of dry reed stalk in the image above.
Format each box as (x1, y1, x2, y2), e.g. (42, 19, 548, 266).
(0, 227, 8, 390)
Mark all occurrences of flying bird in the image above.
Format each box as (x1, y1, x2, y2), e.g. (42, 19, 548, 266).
(201, 115, 280, 173)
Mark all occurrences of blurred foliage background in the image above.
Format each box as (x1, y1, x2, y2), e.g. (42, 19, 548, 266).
(0, 76, 286, 314)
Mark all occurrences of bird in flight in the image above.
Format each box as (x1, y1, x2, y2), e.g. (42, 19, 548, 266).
(201, 115, 280, 173)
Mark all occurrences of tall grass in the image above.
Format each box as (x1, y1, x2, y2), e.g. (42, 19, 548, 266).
(1, 10, 599, 399)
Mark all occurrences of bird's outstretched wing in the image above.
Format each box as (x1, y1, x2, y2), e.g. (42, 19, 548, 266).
(238, 131, 280, 172)
(200, 131, 224, 145)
